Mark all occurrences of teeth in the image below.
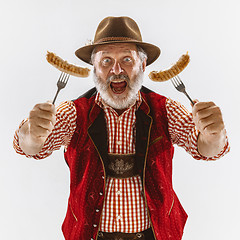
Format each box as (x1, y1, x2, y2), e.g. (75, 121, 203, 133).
(111, 80, 125, 83)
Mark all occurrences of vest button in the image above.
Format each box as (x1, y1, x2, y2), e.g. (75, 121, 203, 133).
(96, 209, 100, 212)
(99, 192, 103, 196)
(93, 224, 97, 227)
(116, 190, 121, 195)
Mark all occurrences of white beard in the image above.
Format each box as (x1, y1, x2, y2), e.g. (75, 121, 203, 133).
(93, 68, 144, 109)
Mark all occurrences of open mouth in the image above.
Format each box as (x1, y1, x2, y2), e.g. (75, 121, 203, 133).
(110, 80, 127, 94)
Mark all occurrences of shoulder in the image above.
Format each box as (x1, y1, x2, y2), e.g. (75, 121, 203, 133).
(140, 86, 167, 110)
(56, 100, 76, 116)
(72, 87, 97, 111)
(73, 87, 97, 101)
(165, 98, 190, 116)
(141, 86, 166, 101)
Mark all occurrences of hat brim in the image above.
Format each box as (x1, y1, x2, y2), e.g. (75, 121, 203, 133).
(75, 41, 160, 66)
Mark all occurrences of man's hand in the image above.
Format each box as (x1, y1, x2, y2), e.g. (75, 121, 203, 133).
(19, 102, 56, 155)
(192, 101, 226, 157)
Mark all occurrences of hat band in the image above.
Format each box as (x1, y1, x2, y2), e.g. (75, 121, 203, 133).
(94, 37, 139, 44)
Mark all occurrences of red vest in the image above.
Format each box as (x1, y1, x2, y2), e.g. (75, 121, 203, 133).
(62, 87, 188, 240)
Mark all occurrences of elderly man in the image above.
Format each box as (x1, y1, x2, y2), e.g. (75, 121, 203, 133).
(14, 17, 229, 240)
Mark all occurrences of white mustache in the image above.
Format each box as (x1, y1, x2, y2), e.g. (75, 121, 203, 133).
(107, 74, 130, 83)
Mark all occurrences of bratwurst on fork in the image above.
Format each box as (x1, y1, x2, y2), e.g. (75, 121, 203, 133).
(46, 51, 90, 77)
(149, 53, 190, 82)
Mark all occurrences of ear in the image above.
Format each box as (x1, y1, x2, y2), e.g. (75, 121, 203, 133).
(142, 59, 147, 72)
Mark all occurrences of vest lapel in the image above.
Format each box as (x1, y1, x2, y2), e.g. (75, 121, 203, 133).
(136, 108, 152, 180)
(88, 110, 109, 166)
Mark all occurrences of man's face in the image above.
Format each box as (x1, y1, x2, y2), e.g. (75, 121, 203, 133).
(92, 43, 146, 109)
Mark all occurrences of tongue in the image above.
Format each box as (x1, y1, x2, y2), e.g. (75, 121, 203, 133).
(111, 81, 127, 93)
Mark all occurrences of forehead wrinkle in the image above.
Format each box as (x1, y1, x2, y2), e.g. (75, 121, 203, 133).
(95, 43, 137, 54)
(101, 50, 132, 55)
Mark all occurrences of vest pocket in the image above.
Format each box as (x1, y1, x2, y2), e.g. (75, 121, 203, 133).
(149, 136, 163, 146)
(168, 196, 174, 216)
(70, 203, 78, 222)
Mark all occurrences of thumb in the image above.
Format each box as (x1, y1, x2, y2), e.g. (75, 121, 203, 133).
(191, 99, 199, 107)
(47, 100, 55, 107)
(46, 100, 56, 114)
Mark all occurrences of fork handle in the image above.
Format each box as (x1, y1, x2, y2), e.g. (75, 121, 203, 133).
(183, 91, 195, 106)
(52, 88, 60, 105)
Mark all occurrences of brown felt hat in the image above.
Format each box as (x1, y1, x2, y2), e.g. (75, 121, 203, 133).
(75, 16, 161, 66)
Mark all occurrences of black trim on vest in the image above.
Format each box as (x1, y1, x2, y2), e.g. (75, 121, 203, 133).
(135, 108, 152, 182)
(73, 87, 97, 101)
(87, 110, 109, 167)
(140, 85, 154, 94)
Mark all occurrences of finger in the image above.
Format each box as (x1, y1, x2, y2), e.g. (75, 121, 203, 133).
(35, 118, 55, 130)
(202, 121, 225, 135)
(29, 108, 56, 124)
(195, 105, 222, 120)
(29, 123, 52, 138)
(197, 113, 224, 133)
(192, 101, 216, 116)
(197, 114, 218, 129)
(34, 102, 56, 113)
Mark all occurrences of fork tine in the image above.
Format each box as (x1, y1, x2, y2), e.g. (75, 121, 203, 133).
(172, 76, 180, 86)
(175, 75, 182, 84)
(58, 72, 64, 81)
(64, 74, 70, 84)
(171, 77, 177, 87)
(61, 73, 70, 84)
(61, 72, 67, 82)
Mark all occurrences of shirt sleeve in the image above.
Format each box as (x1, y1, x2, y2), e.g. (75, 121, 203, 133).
(165, 98, 230, 161)
(13, 100, 77, 160)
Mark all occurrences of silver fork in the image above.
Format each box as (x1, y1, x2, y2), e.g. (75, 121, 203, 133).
(171, 75, 195, 105)
(52, 72, 70, 105)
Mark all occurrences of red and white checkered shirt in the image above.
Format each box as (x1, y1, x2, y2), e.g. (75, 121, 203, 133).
(13, 91, 230, 233)
(95, 92, 151, 232)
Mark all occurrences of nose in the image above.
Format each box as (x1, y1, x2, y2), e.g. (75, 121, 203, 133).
(110, 61, 124, 75)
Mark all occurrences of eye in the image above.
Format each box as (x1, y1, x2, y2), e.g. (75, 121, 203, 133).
(101, 58, 112, 66)
(123, 57, 132, 63)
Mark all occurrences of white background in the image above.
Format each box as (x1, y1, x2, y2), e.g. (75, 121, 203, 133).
(1, 0, 239, 239)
